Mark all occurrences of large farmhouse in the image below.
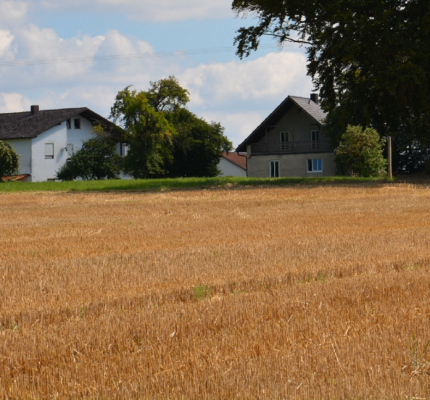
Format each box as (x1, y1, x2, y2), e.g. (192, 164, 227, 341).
(236, 94, 336, 177)
(0, 106, 122, 182)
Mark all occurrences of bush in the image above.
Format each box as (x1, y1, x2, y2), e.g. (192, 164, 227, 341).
(0, 140, 20, 181)
(56, 137, 122, 181)
(335, 125, 387, 177)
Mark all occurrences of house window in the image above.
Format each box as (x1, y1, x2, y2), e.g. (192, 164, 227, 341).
(45, 143, 54, 159)
(280, 131, 290, 151)
(307, 159, 323, 173)
(120, 143, 128, 157)
(74, 119, 81, 129)
(311, 130, 320, 149)
(66, 144, 74, 158)
(270, 160, 279, 177)
(66, 119, 71, 129)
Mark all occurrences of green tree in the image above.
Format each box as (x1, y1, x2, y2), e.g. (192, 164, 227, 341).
(232, 0, 430, 171)
(166, 108, 233, 177)
(145, 75, 190, 112)
(0, 140, 20, 181)
(109, 86, 175, 179)
(56, 137, 122, 181)
(335, 125, 387, 177)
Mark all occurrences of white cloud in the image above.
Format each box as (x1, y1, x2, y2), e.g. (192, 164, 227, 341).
(0, 1, 28, 24)
(0, 30, 14, 57)
(180, 52, 312, 108)
(33, 0, 233, 22)
(0, 93, 31, 113)
(200, 111, 264, 146)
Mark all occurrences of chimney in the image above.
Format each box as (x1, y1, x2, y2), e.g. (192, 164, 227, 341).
(310, 94, 319, 104)
(31, 105, 39, 115)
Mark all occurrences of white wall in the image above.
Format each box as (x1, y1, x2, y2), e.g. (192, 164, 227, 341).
(218, 158, 247, 177)
(31, 116, 94, 182)
(66, 116, 95, 154)
(4, 138, 32, 176)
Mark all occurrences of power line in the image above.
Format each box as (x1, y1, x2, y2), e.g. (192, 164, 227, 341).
(0, 43, 292, 67)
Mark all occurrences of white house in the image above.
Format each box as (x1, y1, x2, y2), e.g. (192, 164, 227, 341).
(0, 105, 124, 182)
(218, 152, 247, 177)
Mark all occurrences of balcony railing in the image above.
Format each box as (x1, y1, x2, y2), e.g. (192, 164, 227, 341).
(251, 141, 333, 155)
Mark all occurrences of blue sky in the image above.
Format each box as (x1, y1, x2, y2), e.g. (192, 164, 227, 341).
(0, 0, 313, 147)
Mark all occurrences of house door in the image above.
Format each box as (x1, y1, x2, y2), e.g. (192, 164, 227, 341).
(280, 131, 290, 151)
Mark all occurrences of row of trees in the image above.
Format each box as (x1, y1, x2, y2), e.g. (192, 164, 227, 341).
(232, 0, 430, 174)
(58, 77, 232, 180)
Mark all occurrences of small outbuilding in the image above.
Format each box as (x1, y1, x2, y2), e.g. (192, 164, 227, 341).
(218, 152, 247, 177)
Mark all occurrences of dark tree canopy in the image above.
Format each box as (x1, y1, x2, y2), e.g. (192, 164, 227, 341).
(0, 140, 20, 181)
(165, 108, 233, 177)
(233, 0, 430, 173)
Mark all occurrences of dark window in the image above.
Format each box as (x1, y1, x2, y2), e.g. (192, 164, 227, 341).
(270, 160, 279, 177)
(74, 119, 81, 129)
(307, 159, 323, 172)
(66, 119, 71, 129)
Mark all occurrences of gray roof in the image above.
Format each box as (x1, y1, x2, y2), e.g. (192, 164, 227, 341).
(0, 107, 117, 140)
(236, 95, 326, 152)
(289, 96, 326, 124)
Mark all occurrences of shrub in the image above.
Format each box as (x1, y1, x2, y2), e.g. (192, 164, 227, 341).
(56, 137, 122, 181)
(335, 125, 387, 177)
(0, 140, 20, 181)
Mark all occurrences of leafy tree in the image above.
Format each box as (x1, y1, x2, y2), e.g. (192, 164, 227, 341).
(145, 75, 190, 112)
(109, 77, 231, 178)
(232, 0, 430, 171)
(165, 108, 233, 177)
(335, 125, 387, 177)
(0, 140, 20, 181)
(56, 137, 122, 181)
(109, 86, 175, 179)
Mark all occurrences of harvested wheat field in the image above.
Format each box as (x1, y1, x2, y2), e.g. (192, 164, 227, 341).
(1, 183, 430, 399)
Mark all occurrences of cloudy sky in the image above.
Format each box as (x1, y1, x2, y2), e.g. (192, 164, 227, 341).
(0, 0, 313, 147)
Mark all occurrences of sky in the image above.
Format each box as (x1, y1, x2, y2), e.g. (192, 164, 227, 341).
(0, 0, 313, 147)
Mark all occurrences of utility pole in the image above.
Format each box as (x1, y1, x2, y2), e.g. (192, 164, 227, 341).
(387, 136, 392, 179)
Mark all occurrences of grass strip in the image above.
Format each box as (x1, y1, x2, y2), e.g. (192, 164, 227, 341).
(0, 176, 387, 193)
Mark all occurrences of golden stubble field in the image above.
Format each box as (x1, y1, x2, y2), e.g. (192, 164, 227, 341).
(1, 183, 430, 399)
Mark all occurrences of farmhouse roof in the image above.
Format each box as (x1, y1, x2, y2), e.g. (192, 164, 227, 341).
(0, 107, 118, 140)
(221, 152, 247, 170)
(236, 95, 326, 152)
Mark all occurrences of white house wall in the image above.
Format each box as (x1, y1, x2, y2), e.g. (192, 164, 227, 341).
(218, 158, 247, 177)
(66, 116, 95, 153)
(4, 138, 32, 177)
(31, 116, 94, 182)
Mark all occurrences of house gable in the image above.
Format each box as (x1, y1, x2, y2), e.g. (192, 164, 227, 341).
(236, 95, 327, 152)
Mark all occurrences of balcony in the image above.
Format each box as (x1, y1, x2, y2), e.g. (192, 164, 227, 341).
(250, 141, 333, 155)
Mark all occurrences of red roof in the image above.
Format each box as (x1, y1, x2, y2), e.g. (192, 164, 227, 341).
(221, 152, 247, 170)
(1, 174, 30, 181)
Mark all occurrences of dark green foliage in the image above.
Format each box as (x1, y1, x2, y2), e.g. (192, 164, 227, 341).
(232, 0, 430, 173)
(0, 140, 20, 181)
(56, 137, 122, 181)
(335, 125, 387, 177)
(165, 108, 233, 177)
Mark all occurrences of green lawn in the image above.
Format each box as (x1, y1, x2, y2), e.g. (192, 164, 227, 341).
(0, 176, 388, 193)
